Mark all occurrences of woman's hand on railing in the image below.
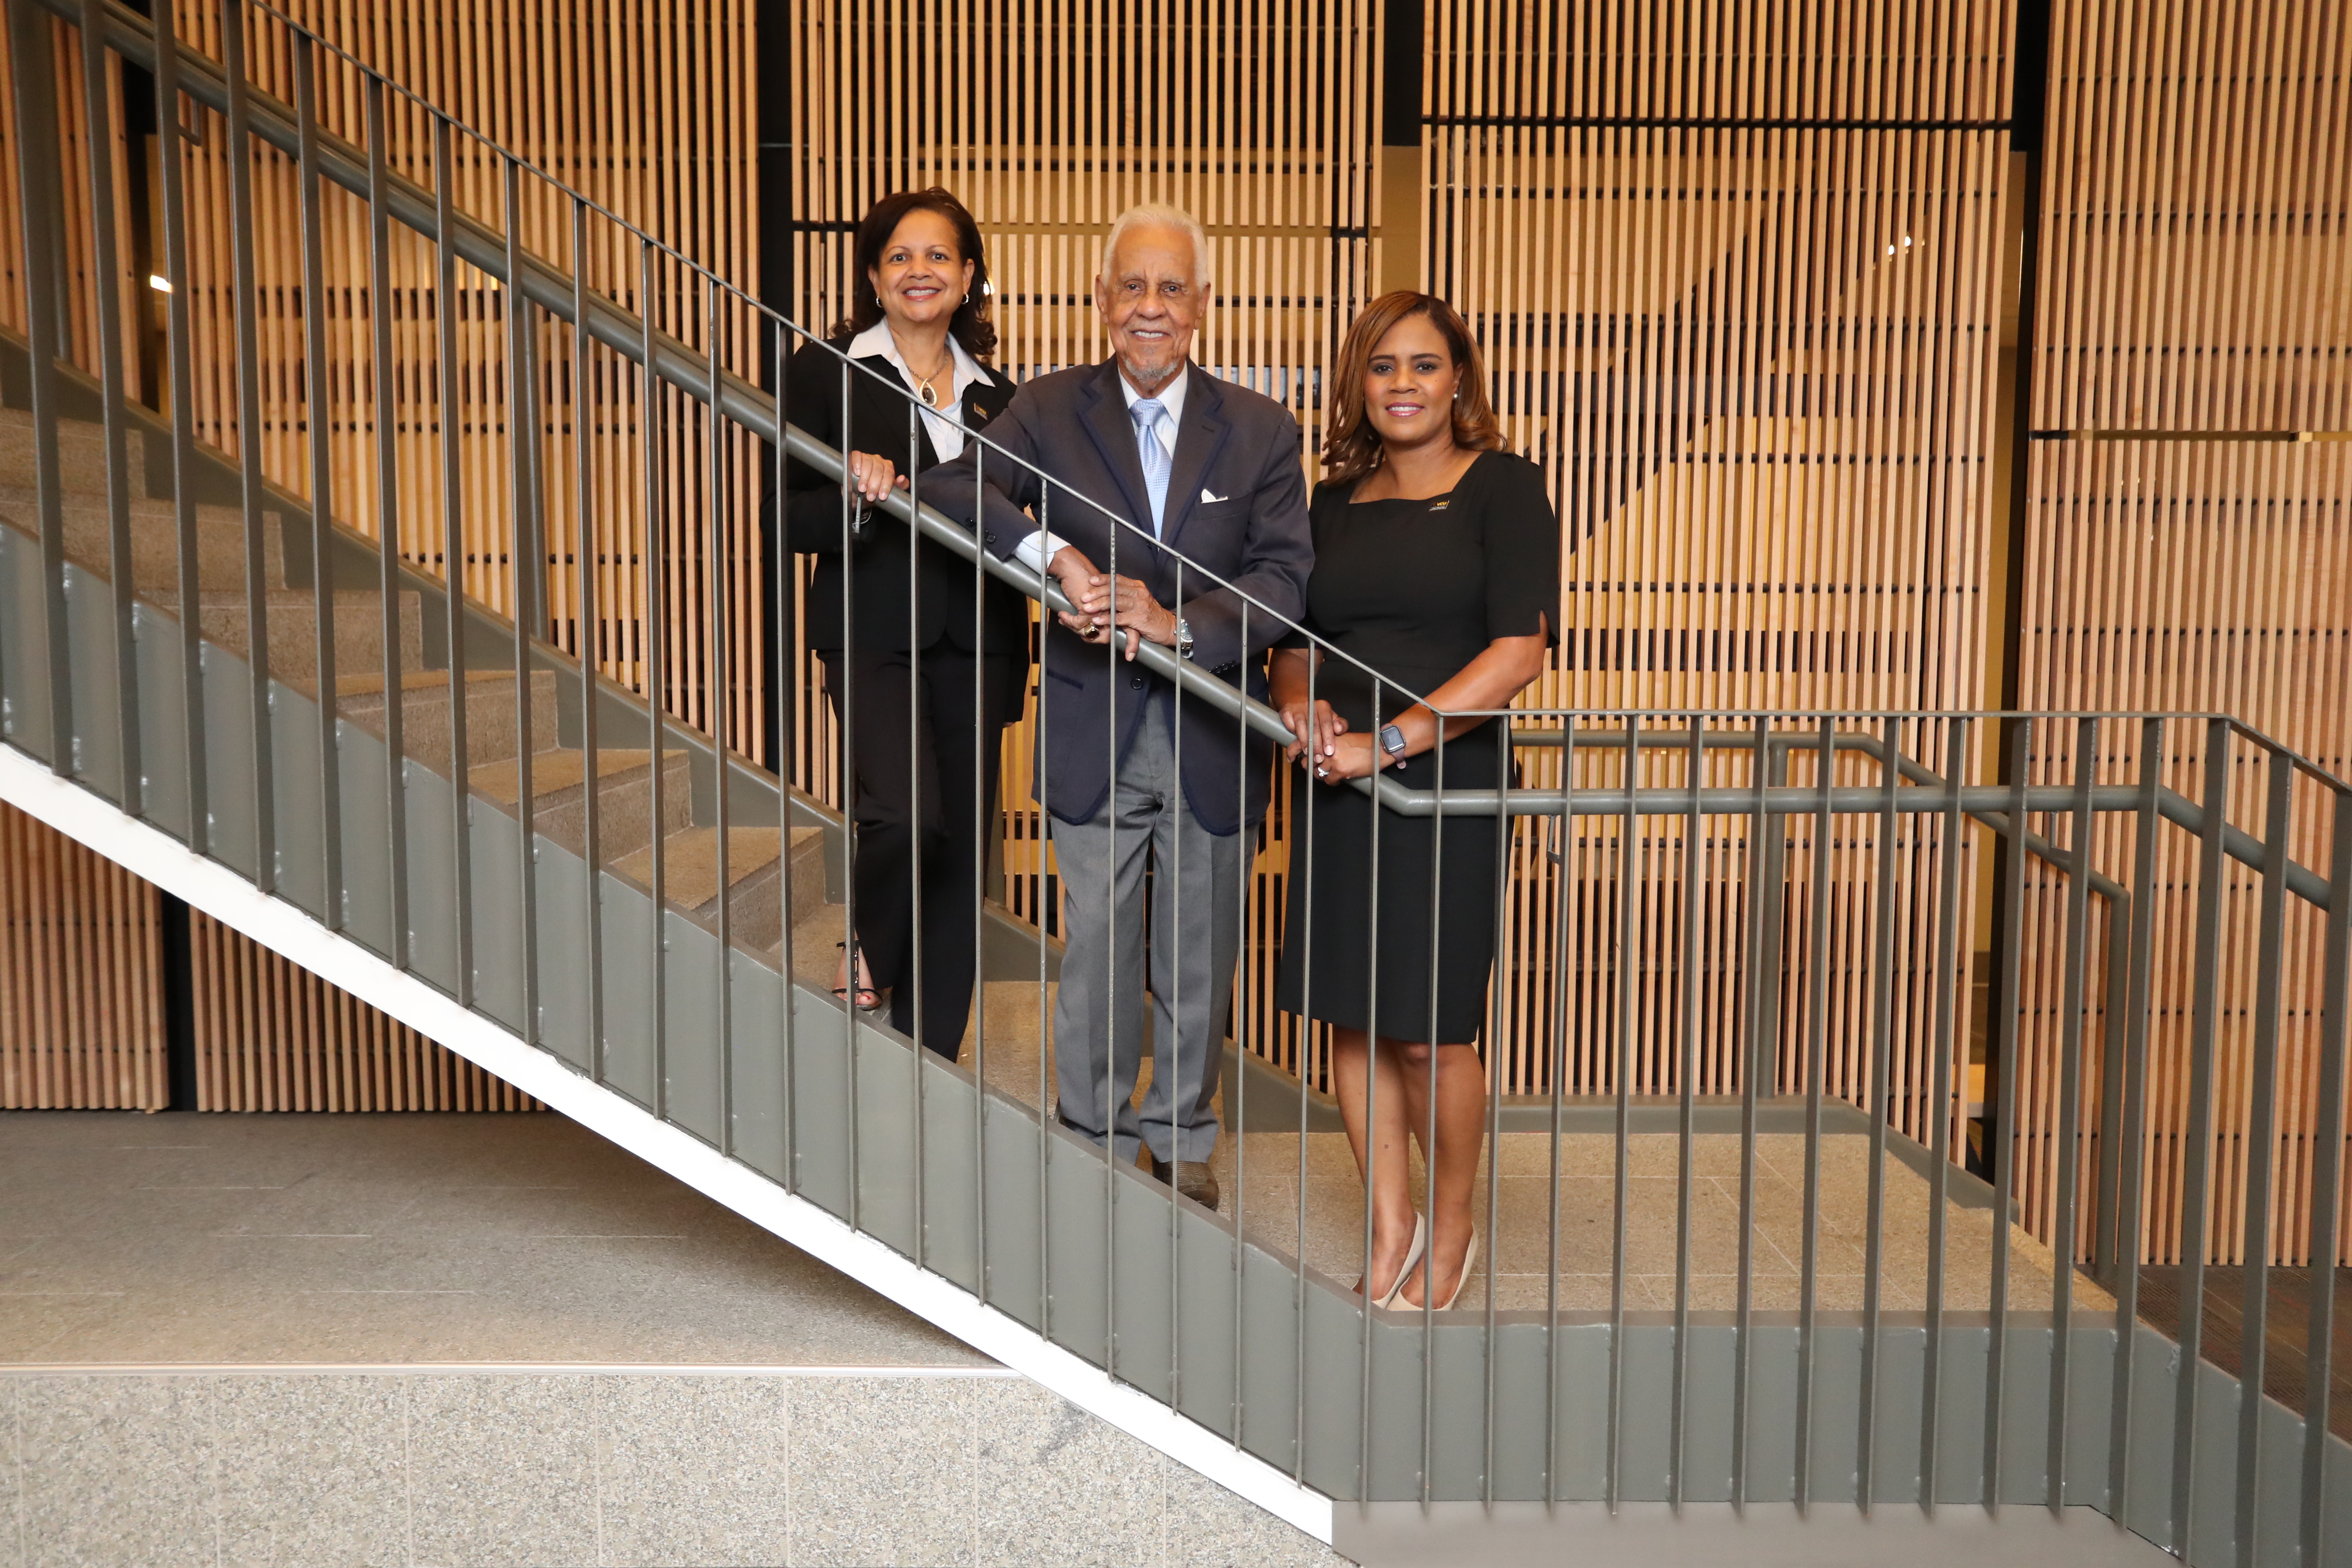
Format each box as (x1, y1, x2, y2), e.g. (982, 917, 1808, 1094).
(1278, 697, 1347, 766)
(845, 450, 903, 504)
(1312, 732, 1387, 783)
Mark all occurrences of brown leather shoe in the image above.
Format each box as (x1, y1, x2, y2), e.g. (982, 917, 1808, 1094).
(1149, 1155, 1220, 1210)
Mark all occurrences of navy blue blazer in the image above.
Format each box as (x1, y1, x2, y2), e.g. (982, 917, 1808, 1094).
(925, 359, 1314, 834)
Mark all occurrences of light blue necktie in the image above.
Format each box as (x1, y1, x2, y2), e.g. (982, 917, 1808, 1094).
(1130, 397, 1172, 536)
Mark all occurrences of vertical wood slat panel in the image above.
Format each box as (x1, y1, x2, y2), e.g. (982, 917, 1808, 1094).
(0, 805, 165, 1110)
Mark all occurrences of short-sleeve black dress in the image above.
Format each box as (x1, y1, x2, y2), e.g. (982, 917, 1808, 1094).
(1274, 450, 1560, 1044)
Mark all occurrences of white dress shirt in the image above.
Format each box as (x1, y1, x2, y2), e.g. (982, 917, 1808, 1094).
(1013, 364, 1191, 573)
(845, 320, 993, 464)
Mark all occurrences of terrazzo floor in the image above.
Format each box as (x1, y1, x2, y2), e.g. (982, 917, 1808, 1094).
(0, 1108, 989, 1367)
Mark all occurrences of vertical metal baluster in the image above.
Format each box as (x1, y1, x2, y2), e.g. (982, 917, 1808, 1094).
(833, 354, 859, 1222)
(2297, 782, 2352, 1567)
(504, 157, 539, 1049)
(971, 435, 988, 1293)
(5, 1, 69, 775)
(774, 323, 797, 1185)
(1983, 717, 2033, 1510)
(1418, 697, 1448, 1510)
(2232, 741, 2297, 1566)
(224, 0, 275, 889)
(1607, 712, 1642, 1513)
(572, 198, 602, 1082)
(1733, 715, 1769, 1511)
(1543, 716, 1575, 1507)
(1795, 717, 1833, 1512)
(1670, 720, 1700, 1511)
(1921, 715, 1970, 1510)
(152, 0, 206, 853)
(430, 115, 472, 1005)
(294, 34, 341, 924)
(1480, 716, 1512, 1506)
(2170, 718, 2233, 1553)
(1168, 556, 1185, 1415)
(363, 77, 406, 967)
(2106, 718, 2164, 1517)
(1858, 717, 1901, 1511)
(641, 241, 669, 1117)
(1035, 482, 1051, 1342)
(1357, 680, 1387, 1507)
(2047, 717, 2100, 1514)
(907, 397, 925, 1262)
(1288, 634, 1316, 1475)
(1103, 504, 1119, 1382)
(76, 0, 140, 816)
(706, 277, 734, 1156)
(1232, 597, 1251, 1448)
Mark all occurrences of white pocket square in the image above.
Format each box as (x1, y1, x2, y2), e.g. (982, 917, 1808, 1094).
(1200, 488, 1228, 504)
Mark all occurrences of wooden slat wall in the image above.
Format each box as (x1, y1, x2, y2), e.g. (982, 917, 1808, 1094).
(2015, 1, 2352, 1265)
(1421, 3, 2009, 1139)
(0, 804, 165, 1109)
(190, 910, 541, 1111)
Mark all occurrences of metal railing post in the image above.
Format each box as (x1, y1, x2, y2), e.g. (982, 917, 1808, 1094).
(2107, 716, 2165, 1521)
(641, 239, 670, 1118)
(1858, 716, 1901, 1510)
(151, 0, 207, 856)
(1982, 716, 2031, 1510)
(503, 156, 540, 1048)
(572, 196, 603, 1084)
(2171, 717, 2235, 1555)
(1920, 714, 1969, 1510)
(706, 276, 733, 1157)
(7, 0, 73, 775)
(1794, 717, 1834, 1512)
(2231, 741, 2298, 1564)
(364, 76, 407, 969)
(220, 0, 276, 892)
(76, 0, 141, 817)
(2046, 716, 2099, 1513)
(2299, 782, 2352, 1566)
(432, 113, 473, 1005)
(293, 31, 343, 925)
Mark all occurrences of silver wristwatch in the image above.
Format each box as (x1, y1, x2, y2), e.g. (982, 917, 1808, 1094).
(1379, 723, 1408, 762)
(1175, 617, 1194, 660)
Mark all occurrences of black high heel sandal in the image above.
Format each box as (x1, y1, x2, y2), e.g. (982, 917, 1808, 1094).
(833, 941, 883, 1012)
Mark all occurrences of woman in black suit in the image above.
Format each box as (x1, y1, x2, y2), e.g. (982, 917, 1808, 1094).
(773, 188, 1023, 1060)
(1271, 293, 1559, 1311)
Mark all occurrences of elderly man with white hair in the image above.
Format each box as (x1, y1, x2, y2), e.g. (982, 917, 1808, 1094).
(927, 202, 1313, 1208)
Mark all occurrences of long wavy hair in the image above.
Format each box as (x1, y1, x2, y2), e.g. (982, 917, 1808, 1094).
(828, 187, 998, 361)
(1320, 292, 1503, 487)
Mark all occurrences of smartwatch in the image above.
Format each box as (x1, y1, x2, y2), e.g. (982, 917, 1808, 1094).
(1379, 723, 1409, 763)
(1175, 617, 1195, 660)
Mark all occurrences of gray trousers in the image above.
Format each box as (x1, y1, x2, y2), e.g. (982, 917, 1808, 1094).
(1047, 694, 1243, 1164)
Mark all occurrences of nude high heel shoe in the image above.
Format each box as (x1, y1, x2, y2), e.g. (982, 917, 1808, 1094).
(1434, 1230, 1479, 1312)
(1373, 1213, 1427, 1310)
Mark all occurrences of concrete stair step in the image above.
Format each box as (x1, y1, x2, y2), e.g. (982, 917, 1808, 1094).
(0, 407, 147, 499)
(613, 822, 827, 953)
(337, 666, 558, 772)
(199, 588, 426, 683)
(468, 745, 690, 861)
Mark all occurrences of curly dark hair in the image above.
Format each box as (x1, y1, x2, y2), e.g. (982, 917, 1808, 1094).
(827, 188, 998, 362)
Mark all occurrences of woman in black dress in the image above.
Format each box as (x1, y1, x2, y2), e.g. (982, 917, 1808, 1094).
(771, 188, 1024, 1059)
(1271, 293, 1559, 1311)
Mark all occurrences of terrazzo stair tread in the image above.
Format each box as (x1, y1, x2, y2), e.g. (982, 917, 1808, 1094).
(337, 666, 560, 772)
(196, 587, 426, 683)
(467, 745, 691, 860)
(614, 823, 827, 953)
(0, 407, 146, 496)
(0, 489, 286, 597)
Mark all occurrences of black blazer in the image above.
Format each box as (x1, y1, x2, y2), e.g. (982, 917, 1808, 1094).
(775, 336, 1025, 684)
(924, 359, 1315, 834)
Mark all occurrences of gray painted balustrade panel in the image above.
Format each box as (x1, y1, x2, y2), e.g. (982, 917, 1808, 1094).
(0, 525, 52, 764)
(128, 603, 188, 842)
(62, 563, 123, 805)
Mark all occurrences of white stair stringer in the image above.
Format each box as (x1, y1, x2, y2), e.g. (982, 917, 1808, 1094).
(0, 739, 1339, 1548)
